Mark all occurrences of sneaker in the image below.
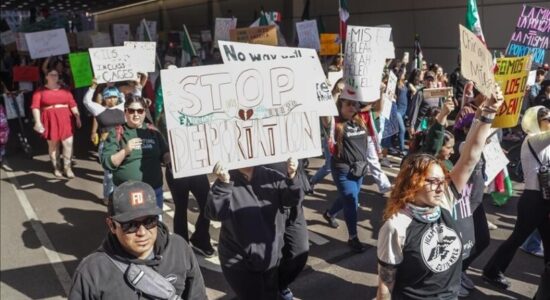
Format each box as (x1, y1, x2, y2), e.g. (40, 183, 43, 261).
(458, 284, 470, 298)
(191, 241, 216, 258)
(348, 237, 366, 253)
(323, 210, 339, 228)
(279, 288, 293, 300)
(482, 271, 511, 290)
(380, 158, 393, 168)
(487, 221, 498, 230)
(461, 272, 475, 290)
(388, 147, 400, 156)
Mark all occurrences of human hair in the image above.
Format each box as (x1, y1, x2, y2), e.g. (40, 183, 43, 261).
(408, 69, 422, 85)
(538, 107, 550, 128)
(334, 97, 367, 159)
(443, 130, 455, 145)
(124, 95, 148, 109)
(383, 154, 449, 220)
(427, 106, 442, 127)
(331, 78, 345, 97)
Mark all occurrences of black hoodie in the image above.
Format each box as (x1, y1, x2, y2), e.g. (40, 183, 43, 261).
(68, 222, 206, 300)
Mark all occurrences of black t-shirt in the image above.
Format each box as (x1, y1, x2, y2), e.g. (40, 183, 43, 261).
(332, 119, 368, 165)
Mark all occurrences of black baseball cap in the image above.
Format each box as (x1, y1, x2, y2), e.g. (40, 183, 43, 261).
(110, 181, 163, 223)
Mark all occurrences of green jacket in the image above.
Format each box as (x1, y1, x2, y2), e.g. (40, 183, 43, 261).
(101, 123, 168, 188)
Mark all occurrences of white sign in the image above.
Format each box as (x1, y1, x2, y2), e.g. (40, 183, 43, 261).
(201, 30, 212, 42)
(3, 93, 25, 120)
(328, 70, 343, 87)
(88, 46, 139, 84)
(296, 20, 321, 50)
(124, 41, 156, 73)
(483, 134, 509, 186)
(342, 26, 392, 102)
(1, 30, 16, 45)
(214, 18, 237, 47)
(527, 70, 537, 86)
(136, 20, 157, 41)
(113, 24, 130, 46)
(218, 41, 337, 117)
(459, 24, 496, 97)
(15, 32, 28, 51)
(382, 71, 398, 120)
(25, 29, 70, 59)
(161, 62, 324, 178)
(91, 32, 112, 47)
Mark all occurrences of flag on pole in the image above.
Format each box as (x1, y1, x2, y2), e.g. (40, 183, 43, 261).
(301, 0, 310, 21)
(491, 168, 513, 206)
(465, 0, 486, 44)
(339, 0, 349, 41)
(182, 25, 196, 57)
(413, 34, 423, 69)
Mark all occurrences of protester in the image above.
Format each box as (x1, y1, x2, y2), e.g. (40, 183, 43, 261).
(101, 95, 170, 210)
(534, 80, 550, 108)
(206, 158, 303, 300)
(529, 68, 546, 107)
(483, 106, 550, 290)
(31, 67, 81, 178)
(69, 181, 207, 300)
(407, 71, 442, 135)
(376, 84, 504, 299)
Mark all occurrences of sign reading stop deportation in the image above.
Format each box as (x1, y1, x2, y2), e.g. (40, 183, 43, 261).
(160, 61, 323, 178)
(493, 55, 532, 128)
(88, 46, 139, 84)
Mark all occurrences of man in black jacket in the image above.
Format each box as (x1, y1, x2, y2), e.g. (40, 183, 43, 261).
(69, 181, 207, 300)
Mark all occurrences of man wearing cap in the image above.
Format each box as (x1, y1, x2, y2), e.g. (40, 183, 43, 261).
(407, 70, 445, 134)
(69, 181, 207, 300)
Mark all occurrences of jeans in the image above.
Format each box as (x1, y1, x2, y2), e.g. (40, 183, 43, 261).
(98, 142, 114, 200)
(397, 111, 406, 152)
(328, 164, 363, 238)
(310, 138, 331, 185)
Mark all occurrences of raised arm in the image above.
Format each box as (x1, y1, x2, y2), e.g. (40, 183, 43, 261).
(83, 79, 106, 116)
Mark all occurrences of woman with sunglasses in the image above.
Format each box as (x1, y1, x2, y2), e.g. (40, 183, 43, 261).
(101, 95, 170, 210)
(483, 106, 550, 290)
(31, 67, 81, 178)
(376, 85, 504, 300)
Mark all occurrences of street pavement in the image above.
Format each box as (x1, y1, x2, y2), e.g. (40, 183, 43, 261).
(0, 137, 544, 300)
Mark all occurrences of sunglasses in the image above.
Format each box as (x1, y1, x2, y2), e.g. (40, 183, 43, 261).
(115, 216, 158, 234)
(126, 108, 145, 114)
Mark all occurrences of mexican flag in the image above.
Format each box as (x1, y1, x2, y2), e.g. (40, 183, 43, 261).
(181, 24, 196, 66)
(491, 168, 514, 206)
(465, 0, 486, 44)
(339, 0, 349, 41)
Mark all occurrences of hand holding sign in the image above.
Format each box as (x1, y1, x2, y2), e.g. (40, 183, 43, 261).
(287, 157, 298, 179)
(213, 161, 231, 183)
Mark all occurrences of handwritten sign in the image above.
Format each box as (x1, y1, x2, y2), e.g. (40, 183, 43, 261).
(13, 66, 39, 82)
(423, 87, 453, 98)
(1, 30, 16, 45)
(459, 24, 495, 98)
(382, 71, 398, 120)
(296, 20, 320, 50)
(493, 55, 531, 128)
(483, 134, 509, 186)
(505, 5, 550, 66)
(124, 41, 156, 73)
(136, 20, 157, 41)
(341, 26, 392, 102)
(328, 70, 343, 87)
(15, 32, 28, 52)
(320, 34, 340, 56)
(201, 30, 212, 42)
(69, 52, 93, 88)
(25, 28, 70, 59)
(214, 18, 237, 48)
(160, 62, 322, 178)
(91, 32, 112, 47)
(88, 46, 138, 84)
(112, 24, 130, 46)
(218, 41, 338, 116)
(229, 25, 278, 46)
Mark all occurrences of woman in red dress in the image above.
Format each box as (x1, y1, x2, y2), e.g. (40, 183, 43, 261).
(31, 68, 81, 178)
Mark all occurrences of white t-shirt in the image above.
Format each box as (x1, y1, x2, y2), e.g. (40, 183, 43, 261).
(521, 131, 550, 191)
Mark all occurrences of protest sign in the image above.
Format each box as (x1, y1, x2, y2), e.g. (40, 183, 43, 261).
(91, 32, 112, 47)
(459, 24, 496, 98)
(493, 55, 531, 128)
(382, 104, 400, 139)
(328, 70, 343, 87)
(229, 25, 278, 46)
(12, 66, 39, 82)
(218, 41, 338, 116)
(214, 18, 237, 48)
(112, 24, 130, 46)
(296, 20, 320, 50)
(88, 46, 138, 84)
(201, 30, 212, 42)
(381, 71, 398, 120)
(320, 34, 340, 56)
(3, 93, 25, 120)
(1, 30, 16, 45)
(124, 41, 156, 73)
(341, 26, 392, 102)
(527, 70, 537, 86)
(483, 134, 509, 186)
(160, 62, 322, 178)
(25, 28, 70, 59)
(15, 32, 28, 52)
(136, 20, 157, 41)
(505, 5, 550, 66)
(423, 87, 453, 98)
(69, 52, 93, 88)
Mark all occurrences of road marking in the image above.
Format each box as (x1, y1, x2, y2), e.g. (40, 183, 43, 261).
(4, 169, 72, 296)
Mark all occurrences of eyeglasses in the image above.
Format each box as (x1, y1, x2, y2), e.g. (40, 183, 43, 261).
(115, 216, 158, 234)
(126, 108, 145, 114)
(424, 177, 447, 191)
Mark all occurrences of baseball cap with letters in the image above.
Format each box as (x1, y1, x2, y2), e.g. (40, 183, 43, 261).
(110, 181, 163, 223)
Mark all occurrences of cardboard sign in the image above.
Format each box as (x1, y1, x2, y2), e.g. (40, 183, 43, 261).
(25, 28, 70, 59)
(423, 87, 453, 98)
(381, 71, 398, 120)
(91, 32, 112, 47)
(218, 41, 338, 117)
(214, 18, 237, 47)
(3, 93, 25, 120)
(341, 26, 392, 102)
(459, 24, 496, 98)
(88, 46, 138, 84)
(229, 25, 278, 46)
(112, 24, 130, 46)
(493, 55, 531, 128)
(69, 52, 93, 88)
(161, 62, 322, 178)
(296, 20, 320, 50)
(201, 30, 212, 42)
(15, 32, 28, 52)
(124, 41, 156, 73)
(1, 30, 16, 45)
(320, 34, 340, 56)
(483, 134, 509, 186)
(327, 70, 343, 87)
(12, 66, 39, 82)
(506, 5, 550, 66)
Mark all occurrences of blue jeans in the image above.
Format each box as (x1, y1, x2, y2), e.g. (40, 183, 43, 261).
(328, 165, 363, 237)
(310, 138, 331, 185)
(98, 142, 114, 199)
(397, 111, 406, 152)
